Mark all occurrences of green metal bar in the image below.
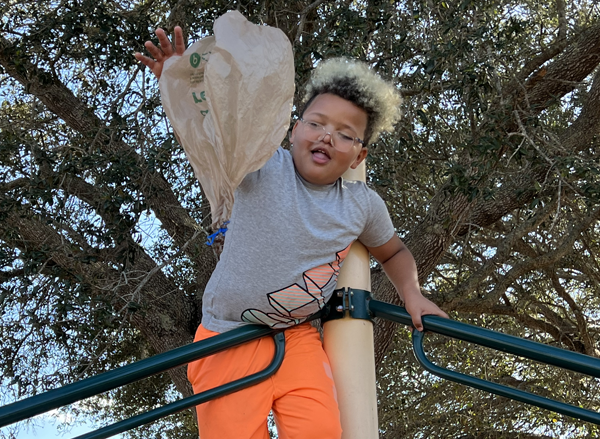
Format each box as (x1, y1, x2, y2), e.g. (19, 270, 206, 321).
(0, 324, 276, 428)
(369, 299, 600, 424)
(73, 332, 286, 439)
(412, 329, 600, 425)
(369, 300, 600, 378)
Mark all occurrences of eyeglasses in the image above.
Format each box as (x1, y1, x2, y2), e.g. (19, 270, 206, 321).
(299, 118, 365, 152)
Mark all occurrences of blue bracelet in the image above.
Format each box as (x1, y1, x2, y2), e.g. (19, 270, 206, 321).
(206, 221, 230, 246)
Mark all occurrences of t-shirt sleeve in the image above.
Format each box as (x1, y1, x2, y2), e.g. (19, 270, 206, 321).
(238, 147, 284, 192)
(358, 189, 396, 248)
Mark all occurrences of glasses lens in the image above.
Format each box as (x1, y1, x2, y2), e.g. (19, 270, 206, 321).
(302, 120, 325, 142)
(333, 133, 355, 152)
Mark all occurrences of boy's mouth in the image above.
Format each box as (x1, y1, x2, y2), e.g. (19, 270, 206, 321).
(311, 147, 331, 162)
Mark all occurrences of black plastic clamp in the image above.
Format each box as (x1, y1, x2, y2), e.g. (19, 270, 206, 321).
(321, 288, 372, 322)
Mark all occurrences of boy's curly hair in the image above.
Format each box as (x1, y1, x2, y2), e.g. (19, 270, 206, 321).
(301, 58, 402, 146)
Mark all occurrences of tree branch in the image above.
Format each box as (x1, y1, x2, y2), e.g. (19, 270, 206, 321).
(372, 21, 600, 365)
(523, 21, 600, 110)
(547, 269, 595, 355)
(444, 201, 555, 308)
(0, 199, 196, 396)
(0, 201, 115, 286)
(0, 35, 216, 284)
(456, 65, 600, 237)
(557, 0, 567, 42)
(470, 205, 599, 306)
(295, 0, 328, 43)
(457, 298, 571, 351)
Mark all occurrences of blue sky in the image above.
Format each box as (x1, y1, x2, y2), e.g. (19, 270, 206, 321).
(11, 421, 94, 439)
(2, 414, 124, 439)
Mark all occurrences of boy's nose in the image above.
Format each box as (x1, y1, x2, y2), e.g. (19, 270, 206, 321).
(318, 131, 333, 145)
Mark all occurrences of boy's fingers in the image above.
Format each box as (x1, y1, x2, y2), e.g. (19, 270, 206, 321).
(412, 315, 423, 332)
(144, 41, 163, 60)
(155, 28, 173, 56)
(174, 26, 185, 55)
(134, 53, 155, 69)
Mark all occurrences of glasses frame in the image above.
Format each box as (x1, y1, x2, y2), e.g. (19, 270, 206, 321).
(298, 118, 365, 152)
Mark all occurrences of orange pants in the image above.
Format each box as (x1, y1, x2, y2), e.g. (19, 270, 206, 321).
(187, 323, 342, 439)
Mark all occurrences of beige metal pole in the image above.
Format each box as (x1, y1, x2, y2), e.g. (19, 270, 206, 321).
(322, 161, 379, 439)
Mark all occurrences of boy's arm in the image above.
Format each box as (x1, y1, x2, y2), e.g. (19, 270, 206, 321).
(366, 234, 448, 331)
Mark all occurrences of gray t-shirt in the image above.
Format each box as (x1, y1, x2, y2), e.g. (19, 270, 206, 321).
(201, 148, 395, 333)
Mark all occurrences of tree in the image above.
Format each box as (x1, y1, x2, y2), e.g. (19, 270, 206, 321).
(1, 0, 599, 437)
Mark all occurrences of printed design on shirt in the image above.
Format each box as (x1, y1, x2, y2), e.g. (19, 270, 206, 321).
(240, 244, 352, 328)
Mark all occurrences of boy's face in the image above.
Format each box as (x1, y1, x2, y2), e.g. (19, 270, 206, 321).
(289, 93, 368, 185)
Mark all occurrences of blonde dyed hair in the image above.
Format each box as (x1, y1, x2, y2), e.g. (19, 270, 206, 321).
(302, 58, 402, 145)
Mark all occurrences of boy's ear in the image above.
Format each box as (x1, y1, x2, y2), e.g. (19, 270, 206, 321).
(289, 120, 300, 145)
(350, 147, 368, 169)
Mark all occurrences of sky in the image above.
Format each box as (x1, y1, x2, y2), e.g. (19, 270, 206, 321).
(11, 421, 94, 439)
(2, 414, 124, 439)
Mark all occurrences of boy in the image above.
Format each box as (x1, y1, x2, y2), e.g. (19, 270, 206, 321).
(136, 25, 448, 439)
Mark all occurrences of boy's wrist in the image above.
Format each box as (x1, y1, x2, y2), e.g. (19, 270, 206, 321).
(401, 286, 423, 301)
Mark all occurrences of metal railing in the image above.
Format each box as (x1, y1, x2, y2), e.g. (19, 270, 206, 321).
(369, 299, 600, 425)
(1, 292, 599, 438)
(0, 325, 282, 439)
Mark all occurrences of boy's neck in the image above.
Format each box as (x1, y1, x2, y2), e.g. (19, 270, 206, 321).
(294, 166, 339, 190)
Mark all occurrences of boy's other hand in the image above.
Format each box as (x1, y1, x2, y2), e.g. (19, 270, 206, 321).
(134, 26, 185, 80)
(404, 291, 449, 332)
(366, 234, 449, 332)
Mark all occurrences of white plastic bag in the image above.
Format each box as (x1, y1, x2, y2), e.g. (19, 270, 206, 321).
(159, 11, 295, 232)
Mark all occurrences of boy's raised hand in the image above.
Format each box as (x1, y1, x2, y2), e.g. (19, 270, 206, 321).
(134, 26, 185, 80)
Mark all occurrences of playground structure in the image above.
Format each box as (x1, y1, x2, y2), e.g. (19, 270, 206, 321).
(1, 292, 600, 439)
